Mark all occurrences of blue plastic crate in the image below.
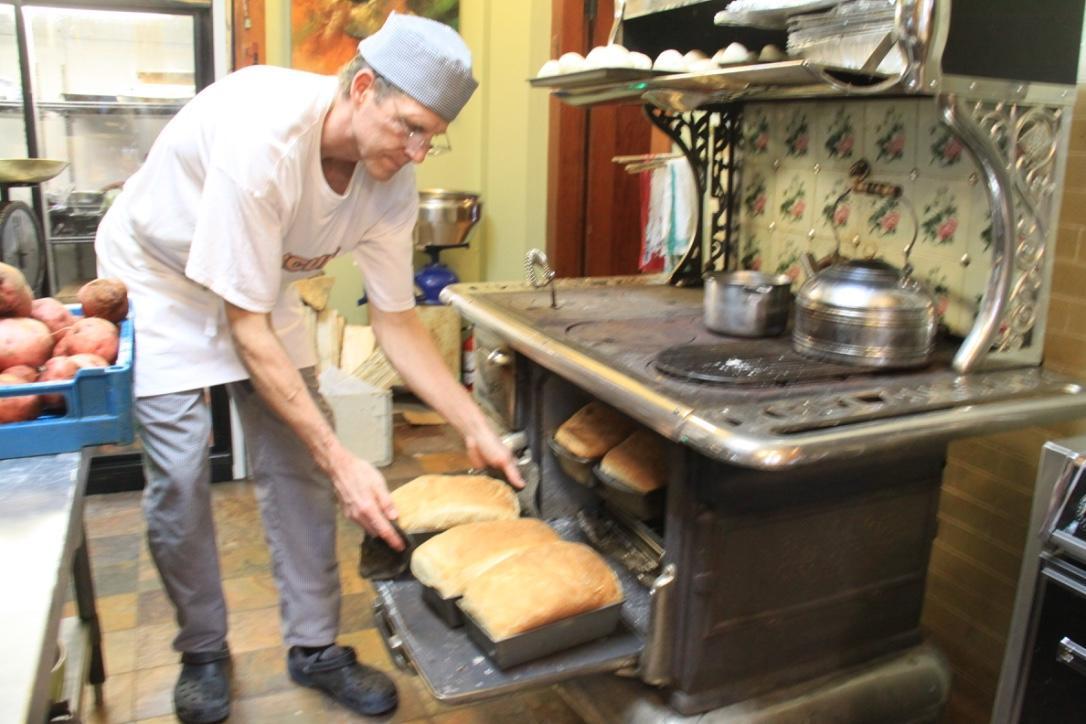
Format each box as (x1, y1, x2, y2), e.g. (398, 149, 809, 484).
(0, 305, 134, 459)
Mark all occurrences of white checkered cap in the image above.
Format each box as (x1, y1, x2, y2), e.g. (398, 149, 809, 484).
(358, 12, 478, 122)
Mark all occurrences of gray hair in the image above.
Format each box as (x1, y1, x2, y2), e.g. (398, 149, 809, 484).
(338, 55, 400, 100)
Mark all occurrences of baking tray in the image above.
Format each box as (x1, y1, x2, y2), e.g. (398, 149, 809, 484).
(593, 464, 665, 521)
(529, 67, 672, 90)
(547, 434, 598, 487)
(421, 583, 464, 628)
(640, 59, 886, 93)
(459, 600, 623, 669)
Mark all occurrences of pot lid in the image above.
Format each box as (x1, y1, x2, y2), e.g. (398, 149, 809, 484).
(799, 259, 935, 313)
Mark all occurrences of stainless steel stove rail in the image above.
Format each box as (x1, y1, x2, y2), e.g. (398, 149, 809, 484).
(443, 280, 1086, 470)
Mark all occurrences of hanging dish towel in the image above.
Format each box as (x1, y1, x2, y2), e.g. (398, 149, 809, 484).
(643, 164, 672, 271)
(666, 158, 698, 273)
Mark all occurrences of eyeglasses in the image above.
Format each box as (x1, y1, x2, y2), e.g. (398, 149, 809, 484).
(387, 98, 451, 157)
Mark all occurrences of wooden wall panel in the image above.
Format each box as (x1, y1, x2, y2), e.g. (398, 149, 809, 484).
(232, 0, 265, 69)
(546, 0, 590, 278)
(546, 0, 656, 278)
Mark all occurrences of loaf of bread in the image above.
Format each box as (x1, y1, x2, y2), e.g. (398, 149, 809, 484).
(600, 429, 668, 493)
(554, 401, 637, 459)
(460, 541, 623, 639)
(410, 519, 560, 598)
(391, 474, 519, 534)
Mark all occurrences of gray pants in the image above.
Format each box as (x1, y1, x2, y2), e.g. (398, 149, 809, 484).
(135, 368, 340, 653)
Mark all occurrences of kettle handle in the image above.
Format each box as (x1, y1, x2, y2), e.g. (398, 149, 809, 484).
(829, 161, 920, 276)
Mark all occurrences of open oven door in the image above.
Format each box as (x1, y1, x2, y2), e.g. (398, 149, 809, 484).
(371, 517, 653, 704)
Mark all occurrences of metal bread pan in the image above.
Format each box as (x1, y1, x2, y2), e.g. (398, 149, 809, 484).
(459, 600, 623, 669)
(421, 583, 465, 628)
(359, 528, 438, 580)
(547, 434, 598, 487)
(593, 465, 666, 521)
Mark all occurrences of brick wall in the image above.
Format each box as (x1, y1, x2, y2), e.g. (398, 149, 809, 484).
(922, 90, 1086, 723)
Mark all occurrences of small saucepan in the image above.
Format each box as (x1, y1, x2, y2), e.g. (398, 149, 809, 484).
(703, 270, 793, 337)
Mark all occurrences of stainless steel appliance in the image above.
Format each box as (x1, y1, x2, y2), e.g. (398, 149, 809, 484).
(373, 1, 1086, 720)
(993, 436, 1086, 723)
(0, 0, 214, 298)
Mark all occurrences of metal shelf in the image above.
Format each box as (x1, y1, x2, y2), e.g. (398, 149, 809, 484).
(49, 235, 97, 245)
(0, 99, 187, 115)
(547, 59, 891, 109)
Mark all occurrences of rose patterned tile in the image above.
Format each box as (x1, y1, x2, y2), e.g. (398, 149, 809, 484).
(909, 251, 970, 333)
(915, 180, 971, 259)
(739, 163, 775, 230)
(813, 175, 859, 241)
(768, 232, 810, 287)
(741, 104, 776, 160)
(917, 99, 975, 178)
(777, 104, 815, 167)
(775, 170, 815, 234)
(738, 223, 772, 272)
(864, 100, 917, 172)
(818, 103, 863, 169)
(857, 174, 915, 258)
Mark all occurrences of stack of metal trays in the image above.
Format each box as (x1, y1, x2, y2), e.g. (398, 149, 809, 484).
(787, 0, 901, 74)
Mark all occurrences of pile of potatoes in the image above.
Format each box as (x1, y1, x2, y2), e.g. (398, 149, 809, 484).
(0, 262, 128, 423)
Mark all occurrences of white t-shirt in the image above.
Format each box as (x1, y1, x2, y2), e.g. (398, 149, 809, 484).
(96, 66, 417, 398)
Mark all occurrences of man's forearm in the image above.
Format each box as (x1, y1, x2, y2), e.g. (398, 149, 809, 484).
(224, 302, 347, 473)
(370, 307, 488, 438)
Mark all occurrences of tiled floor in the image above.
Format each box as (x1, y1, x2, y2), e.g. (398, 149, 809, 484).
(74, 415, 588, 723)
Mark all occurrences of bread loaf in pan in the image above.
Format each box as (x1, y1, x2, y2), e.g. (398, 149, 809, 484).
(599, 429, 668, 493)
(410, 518, 560, 599)
(459, 540, 623, 640)
(554, 401, 637, 459)
(391, 474, 519, 534)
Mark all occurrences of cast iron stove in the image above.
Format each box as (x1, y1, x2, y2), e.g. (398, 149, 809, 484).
(445, 279, 1086, 468)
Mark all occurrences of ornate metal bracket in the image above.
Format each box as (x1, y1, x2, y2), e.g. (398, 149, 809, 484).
(939, 94, 1063, 371)
(644, 105, 742, 284)
(644, 106, 707, 286)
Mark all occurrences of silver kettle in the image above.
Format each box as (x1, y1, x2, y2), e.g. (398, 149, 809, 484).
(792, 164, 937, 369)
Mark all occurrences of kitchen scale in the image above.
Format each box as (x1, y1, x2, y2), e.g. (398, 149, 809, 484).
(0, 158, 68, 295)
(357, 189, 483, 307)
(413, 190, 482, 305)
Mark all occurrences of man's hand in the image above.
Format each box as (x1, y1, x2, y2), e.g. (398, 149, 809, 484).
(465, 427, 525, 489)
(330, 449, 405, 550)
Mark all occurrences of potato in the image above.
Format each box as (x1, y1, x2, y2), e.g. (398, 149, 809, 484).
(31, 297, 76, 340)
(68, 353, 109, 369)
(78, 278, 129, 323)
(55, 317, 119, 364)
(0, 317, 54, 368)
(0, 372, 40, 423)
(2, 364, 38, 382)
(0, 262, 33, 318)
(38, 356, 80, 409)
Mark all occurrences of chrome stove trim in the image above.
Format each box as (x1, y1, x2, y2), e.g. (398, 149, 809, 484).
(939, 94, 1015, 374)
(444, 280, 1086, 470)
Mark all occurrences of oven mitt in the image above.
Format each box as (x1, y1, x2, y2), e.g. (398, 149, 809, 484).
(358, 520, 414, 580)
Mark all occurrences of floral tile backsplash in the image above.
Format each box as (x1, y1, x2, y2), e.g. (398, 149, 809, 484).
(737, 97, 991, 335)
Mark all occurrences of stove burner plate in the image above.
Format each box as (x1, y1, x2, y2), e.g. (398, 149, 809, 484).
(566, 319, 698, 348)
(654, 340, 869, 385)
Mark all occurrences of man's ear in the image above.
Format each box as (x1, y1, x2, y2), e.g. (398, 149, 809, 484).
(350, 68, 377, 105)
